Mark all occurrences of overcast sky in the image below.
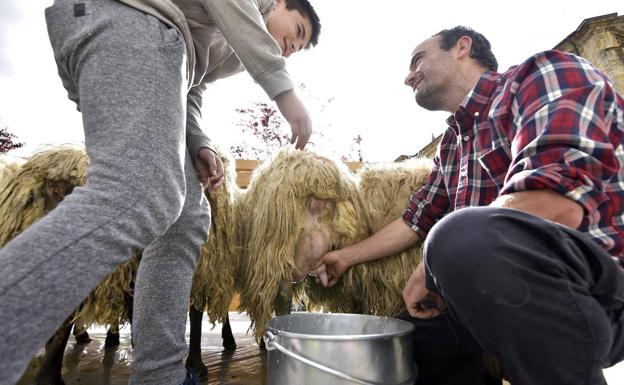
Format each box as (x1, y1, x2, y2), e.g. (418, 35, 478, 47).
(0, 0, 622, 163)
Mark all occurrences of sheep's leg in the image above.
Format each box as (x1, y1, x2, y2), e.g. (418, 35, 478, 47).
(72, 320, 91, 344)
(102, 335, 117, 385)
(274, 282, 293, 316)
(104, 323, 120, 348)
(185, 306, 208, 381)
(34, 314, 74, 385)
(221, 313, 236, 351)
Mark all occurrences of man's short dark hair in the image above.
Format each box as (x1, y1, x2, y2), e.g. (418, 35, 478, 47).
(286, 0, 321, 48)
(434, 26, 498, 71)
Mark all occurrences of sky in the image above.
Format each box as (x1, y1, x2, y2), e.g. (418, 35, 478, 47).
(0, 0, 622, 164)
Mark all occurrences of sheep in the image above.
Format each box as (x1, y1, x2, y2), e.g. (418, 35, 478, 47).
(1, 146, 242, 384)
(0, 147, 139, 385)
(233, 149, 371, 339)
(231, 149, 433, 339)
(304, 157, 431, 317)
(0, 156, 22, 187)
(186, 150, 241, 379)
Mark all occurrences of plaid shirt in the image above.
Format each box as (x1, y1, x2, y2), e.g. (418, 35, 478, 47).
(403, 50, 624, 267)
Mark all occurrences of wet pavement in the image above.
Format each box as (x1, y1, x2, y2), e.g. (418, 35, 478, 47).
(15, 311, 624, 385)
(17, 312, 266, 385)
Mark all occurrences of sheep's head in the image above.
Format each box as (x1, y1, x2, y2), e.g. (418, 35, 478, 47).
(237, 149, 370, 336)
(0, 146, 88, 247)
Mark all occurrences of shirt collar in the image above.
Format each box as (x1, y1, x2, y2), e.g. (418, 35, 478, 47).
(449, 71, 500, 135)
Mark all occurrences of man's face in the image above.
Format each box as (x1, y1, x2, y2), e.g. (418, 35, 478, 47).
(267, 0, 313, 58)
(404, 36, 457, 111)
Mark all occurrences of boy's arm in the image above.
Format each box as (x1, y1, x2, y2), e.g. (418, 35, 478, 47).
(200, 0, 292, 99)
(186, 84, 213, 164)
(201, 0, 312, 149)
(187, 84, 225, 189)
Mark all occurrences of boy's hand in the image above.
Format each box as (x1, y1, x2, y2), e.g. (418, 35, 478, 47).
(196, 147, 224, 191)
(275, 89, 311, 150)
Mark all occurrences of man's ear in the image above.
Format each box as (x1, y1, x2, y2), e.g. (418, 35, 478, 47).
(455, 36, 473, 60)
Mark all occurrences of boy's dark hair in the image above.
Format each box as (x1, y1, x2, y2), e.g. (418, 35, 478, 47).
(285, 0, 321, 48)
(434, 26, 498, 71)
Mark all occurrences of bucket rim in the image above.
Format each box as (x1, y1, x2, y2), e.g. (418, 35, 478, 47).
(266, 312, 415, 341)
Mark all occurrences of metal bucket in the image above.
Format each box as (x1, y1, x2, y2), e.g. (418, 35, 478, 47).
(264, 312, 417, 385)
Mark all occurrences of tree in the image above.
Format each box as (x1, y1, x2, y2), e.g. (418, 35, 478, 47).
(341, 134, 364, 162)
(230, 102, 290, 160)
(230, 84, 366, 161)
(0, 126, 23, 154)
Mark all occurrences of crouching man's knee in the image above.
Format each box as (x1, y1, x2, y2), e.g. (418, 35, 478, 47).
(423, 206, 527, 291)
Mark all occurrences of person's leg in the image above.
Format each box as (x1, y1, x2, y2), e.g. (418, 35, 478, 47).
(0, 1, 189, 383)
(129, 153, 210, 385)
(397, 310, 501, 385)
(424, 206, 624, 385)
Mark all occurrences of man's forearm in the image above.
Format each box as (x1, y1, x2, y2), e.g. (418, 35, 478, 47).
(341, 217, 421, 267)
(491, 189, 583, 229)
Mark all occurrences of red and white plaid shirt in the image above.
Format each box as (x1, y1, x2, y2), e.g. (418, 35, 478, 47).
(403, 50, 624, 267)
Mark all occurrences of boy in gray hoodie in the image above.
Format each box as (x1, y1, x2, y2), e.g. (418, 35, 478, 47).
(0, 1, 320, 384)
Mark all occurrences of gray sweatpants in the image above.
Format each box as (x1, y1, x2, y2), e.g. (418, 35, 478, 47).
(0, 1, 210, 384)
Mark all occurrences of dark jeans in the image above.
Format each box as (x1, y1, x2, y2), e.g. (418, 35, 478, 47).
(397, 310, 502, 385)
(423, 207, 624, 385)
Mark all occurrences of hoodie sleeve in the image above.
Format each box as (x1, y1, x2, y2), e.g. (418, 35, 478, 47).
(199, 0, 294, 99)
(186, 82, 214, 164)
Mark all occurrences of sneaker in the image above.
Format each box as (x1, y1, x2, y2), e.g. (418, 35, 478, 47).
(180, 368, 200, 385)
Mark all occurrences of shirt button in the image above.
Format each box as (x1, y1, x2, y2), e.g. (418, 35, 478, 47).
(463, 136, 469, 141)
(473, 111, 480, 117)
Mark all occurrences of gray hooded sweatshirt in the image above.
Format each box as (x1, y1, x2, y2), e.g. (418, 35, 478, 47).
(115, 0, 293, 159)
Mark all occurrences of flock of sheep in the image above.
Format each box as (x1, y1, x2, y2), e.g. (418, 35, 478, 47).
(0, 146, 432, 383)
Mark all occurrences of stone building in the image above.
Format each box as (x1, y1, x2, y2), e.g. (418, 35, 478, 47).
(408, 12, 624, 160)
(555, 13, 624, 94)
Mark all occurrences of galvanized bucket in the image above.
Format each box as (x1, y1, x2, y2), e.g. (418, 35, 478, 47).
(264, 312, 417, 385)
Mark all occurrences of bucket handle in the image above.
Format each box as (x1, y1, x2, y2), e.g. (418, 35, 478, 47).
(263, 331, 384, 385)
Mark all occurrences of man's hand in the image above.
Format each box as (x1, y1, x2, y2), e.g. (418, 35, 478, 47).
(312, 249, 350, 287)
(195, 147, 224, 191)
(275, 89, 311, 150)
(307, 263, 329, 287)
(403, 262, 442, 319)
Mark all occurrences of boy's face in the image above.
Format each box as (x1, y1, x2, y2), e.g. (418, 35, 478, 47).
(267, 0, 313, 58)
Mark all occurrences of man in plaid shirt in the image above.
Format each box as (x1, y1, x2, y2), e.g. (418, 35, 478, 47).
(317, 26, 624, 385)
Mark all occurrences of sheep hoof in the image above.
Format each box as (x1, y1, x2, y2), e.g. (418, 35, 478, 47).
(35, 377, 65, 385)
(222, 337, 237, 351)
(185, 361, 208, 382)
(74, 331, 91, 344)
(104, 331, 120, 348)
(258, 338, 266, 351)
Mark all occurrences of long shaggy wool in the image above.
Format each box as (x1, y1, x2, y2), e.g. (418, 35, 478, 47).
(74, 255, 140, 327)
(236, 149, 370, 337)
(348, 157, 432, 316)
(304, 158, 433, 317)
(0, 146, 136, 328)
(0, 147, 88, 247)
(0, 157, 22, 189)
(190, 149, 241, 325)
